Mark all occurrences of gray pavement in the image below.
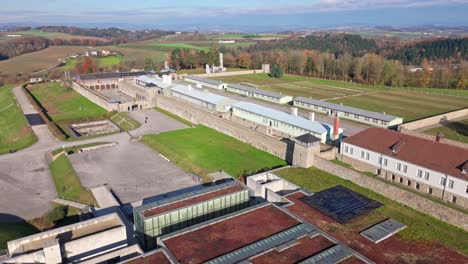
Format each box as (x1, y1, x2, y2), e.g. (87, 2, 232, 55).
(127, 109, 189, 137)
(68, 140, 196, 204)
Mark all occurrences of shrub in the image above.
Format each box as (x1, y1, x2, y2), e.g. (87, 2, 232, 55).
(45, 206, 67, 223)
(270, 64, 284, 78)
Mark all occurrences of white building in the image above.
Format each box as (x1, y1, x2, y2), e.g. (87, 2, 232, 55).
(170, 85, 238, 113)
(231, 101, 342, 142)
(226, 83, 293, 104)
(340, 127, 468, 208)
(293, 97, 403, 128)
(184, 75, 227, 90)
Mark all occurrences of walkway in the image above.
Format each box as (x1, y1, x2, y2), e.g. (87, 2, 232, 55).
(52, 198, 90, 210)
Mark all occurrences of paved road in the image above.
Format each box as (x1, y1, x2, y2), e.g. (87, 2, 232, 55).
(175, 80, 368, 136)
(128, 109, 189, 137)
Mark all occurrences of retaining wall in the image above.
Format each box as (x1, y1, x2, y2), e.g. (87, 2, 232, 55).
(400, 108, 468, 130)
(196, 69, 264, 78)
(314, 157, 468, 231)
(72, 82, 118, 111)
(400, 128, 468, 149)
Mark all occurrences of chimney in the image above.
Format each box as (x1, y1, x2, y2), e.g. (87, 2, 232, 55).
(308, 112, 315, 121)
(219, 53, 224, 68)
(333, 112, 340, 139)
(291, 107, 298, 116)
(436, 132, 444, 143)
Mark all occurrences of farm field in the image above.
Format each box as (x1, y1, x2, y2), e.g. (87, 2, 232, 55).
(211, 74, 468, 121)
(0, 85, 37, 155)
(105, 45, 167, 67)
(12, 29, 108, 42)
(275, 166, 468, 260)
(141, 125, 287, 180)
(423, 118, 468, 144)
(0, 46, 91, 74)
(29, 83, 107, 121)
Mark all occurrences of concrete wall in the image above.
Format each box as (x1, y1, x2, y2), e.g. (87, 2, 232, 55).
(400, 128, 468, 149)
(156, 95, 292, 161)
(400, 108, 468, 131)
(197, 69, 264, 78)
(72, 82, 119, 111)
(314, 157, 468, 231)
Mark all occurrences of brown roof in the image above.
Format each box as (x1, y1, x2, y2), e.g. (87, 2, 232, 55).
(124, 250, 171, 264)
(141, 185, 245, 217)
(163, 205, 300, 264)
(343, 127, 468, 181)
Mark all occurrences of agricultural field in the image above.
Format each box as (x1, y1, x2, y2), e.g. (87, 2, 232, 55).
(0, 85, 37, 155)
(29, 83, 107, 121)
(0, 46, 91, 74)
(105, 45, 167, 67)
(211, 74, 468, 122)
(145, 43, 210, 51)
(423, 118, 468, 144)
(141, 125, 287, 180)
(12, 29, 108, 42)
(276, 166, 468, 260)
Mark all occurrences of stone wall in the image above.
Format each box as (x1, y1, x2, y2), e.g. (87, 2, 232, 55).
(400, 128, 468, 149)
(72, 82, 118, 111)
(156, 95, 292, 161)
(400, 108, 468, 130)
(196, 69, 264, 78)
(314, 157, 468, 231)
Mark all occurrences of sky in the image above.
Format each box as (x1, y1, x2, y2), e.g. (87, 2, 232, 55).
(1, 0, 468, 30)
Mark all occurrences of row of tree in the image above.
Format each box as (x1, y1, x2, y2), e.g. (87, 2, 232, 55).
(0, 36, 49, 60)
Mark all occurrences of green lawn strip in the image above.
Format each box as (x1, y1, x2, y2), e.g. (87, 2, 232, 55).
(0, 222, 38, 249)
(51, 142, 113, 156)
(29, 83, 107, 121)
(0, 85, 37, 154)
(275, 167, 468, 254)
(49, 154, 97, 206)
(154, 107, 194, 127)
(423, 119, 468, 144)
(141, 125, 287, 180)
(110, 112, 141, 132)
(145, 43, 210, 51)
(330, 159, 468, 214)
(98, 55, 123, 67)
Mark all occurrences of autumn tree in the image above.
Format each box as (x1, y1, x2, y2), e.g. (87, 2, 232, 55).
(144, 58, 154, 71)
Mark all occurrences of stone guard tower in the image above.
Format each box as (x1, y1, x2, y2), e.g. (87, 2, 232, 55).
(292, 133, 321, 168)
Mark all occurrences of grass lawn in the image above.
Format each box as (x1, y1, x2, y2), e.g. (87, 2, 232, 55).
(423, 118, 468, 144)
(29, 83, 107, 121)
(275, 166, 468, 255)
(98, 55, 123, 67)
(211, 73, 468, 121)
(49, 154, 97, 206)
(145, 43, 210, 51)
(0, 85, 37, 155)
(0, 222, 38, 249)
(111, 112, 141, 131)
(141, 125, 287, 180)
(13, 29, 71, 38)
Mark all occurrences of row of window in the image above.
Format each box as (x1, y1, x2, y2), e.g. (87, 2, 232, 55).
(228, 88, 281, 102)
(295, 102, 389, 126)
(391, 175, 459, 203)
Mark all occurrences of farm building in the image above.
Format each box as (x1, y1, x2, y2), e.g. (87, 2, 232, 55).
(184, 75, 227, 90)
(170, 85, 238, 113)
(158, 203, 369, 264)
(340, 127, 468, 208)
(231, 101, 343, 143)
(293, 97, 403, 128)
(133, 179, 249, 250)
(225, 83, 293, 104)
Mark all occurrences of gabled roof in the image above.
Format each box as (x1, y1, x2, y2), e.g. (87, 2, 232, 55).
(295, 133, 322, 144)
(343, 127, 468, 180)
(294, 97, 401, 122)
(186, 75, 224, 86)
(171, 85, 232, 105)
(136, 75, 172, 89)
(227, 83, 290, 99)
(232, 101, 330, 135)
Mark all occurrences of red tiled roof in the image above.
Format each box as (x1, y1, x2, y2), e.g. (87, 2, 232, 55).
(251, 235, 335, 264)
(343, 127, 468, 181)
(141, 185, 245, 217)
(163, 205, 300, 264)
(124, 250, 171, 264)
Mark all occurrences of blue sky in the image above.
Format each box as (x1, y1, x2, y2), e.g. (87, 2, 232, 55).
(2, 0, 468, 29)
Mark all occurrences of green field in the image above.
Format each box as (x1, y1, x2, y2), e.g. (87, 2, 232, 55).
(111, 112, 141, 132)
(423, 118, 468, 144)
(49, 154, 97, 206)
(13, 29, 71, 38)
(98, 55, 123, 67)
(146, 43, 210, 51)
(211, 74, 468, 122)
(0, 85, 37, 154)
(141, 125, 287, 180)
(275, 166, 468, 255)
(29, 83, 107, 121)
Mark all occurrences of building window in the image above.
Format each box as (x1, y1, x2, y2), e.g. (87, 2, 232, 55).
(378, 157, 382, 165)
(396, 163, 402, 171)
(350, 148, 353, 155)
(365, 117, 370, 121)
(466, 185, 468, 194)
(428, 187, 433, 195)
(344, 146, 349, 153)
(407, 180, 411, 186)
(354, 114, 359, 118)
(365, 152, 370, 160)
(391, 174, 395, 181)
(403, 165, 407, 173)
(424, 172, 430, 180)
(360, 151, 365, 158)
(417, 170, 422, 178)
(448, 180, 454, 189)
(452, 196, 457, 204)
(383, 158, 388, 166)
(416, 183, 420, 190)
(399, 177, 403, 183)
(440, 177, 446, 186)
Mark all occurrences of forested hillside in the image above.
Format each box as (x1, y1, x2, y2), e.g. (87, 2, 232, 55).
(0, 36, 49, 60)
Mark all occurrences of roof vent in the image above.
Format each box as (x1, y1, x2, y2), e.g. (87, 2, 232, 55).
(462, 161, 468, 175)
(391, 139, 407, 154)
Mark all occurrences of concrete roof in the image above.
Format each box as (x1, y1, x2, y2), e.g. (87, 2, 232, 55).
(186, 75, 224, 86)
(136, 75, 172, 89)
(294, 97, 401, 122)
(227, 83, 290, 99)
(171, 85, 231, 105)
(233, 101, 329, 135)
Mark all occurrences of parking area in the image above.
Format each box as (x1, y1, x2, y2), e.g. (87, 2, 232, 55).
(127, 109, 189, 137)
(68, 140, 197, 204)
